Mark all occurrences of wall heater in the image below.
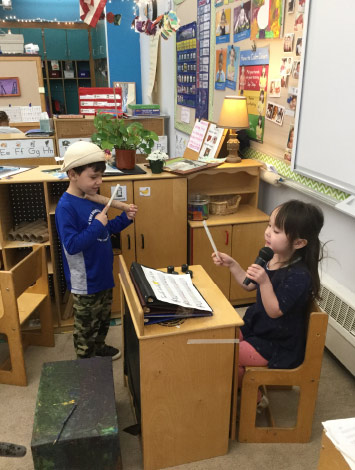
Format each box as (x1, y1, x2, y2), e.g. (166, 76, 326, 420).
(319, 273, 355, 376)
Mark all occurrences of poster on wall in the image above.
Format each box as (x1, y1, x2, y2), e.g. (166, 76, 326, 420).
(176, 22, 197, 109)
(233, 1, 251, 42)
(250, 0, 284, 40)
(215, 8, 231, 44)
(215, 48, 227, 90)
(239, 47, 269, 142)
(226, 45, 239, 90)
(196, 0, 211, 120)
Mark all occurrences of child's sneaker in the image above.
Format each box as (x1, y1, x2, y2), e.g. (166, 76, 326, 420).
(256, 394, 269, 414)
(96, 344, 121, 361)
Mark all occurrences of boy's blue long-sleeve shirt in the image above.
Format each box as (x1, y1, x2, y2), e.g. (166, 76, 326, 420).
(55, 192, 132, 295)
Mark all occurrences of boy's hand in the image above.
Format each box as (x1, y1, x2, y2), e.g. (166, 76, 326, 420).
(95, 204, 109, 226)
(126, 204, 138, 220)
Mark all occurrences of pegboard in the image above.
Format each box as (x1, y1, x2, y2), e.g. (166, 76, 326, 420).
(9, 183, 47, 226)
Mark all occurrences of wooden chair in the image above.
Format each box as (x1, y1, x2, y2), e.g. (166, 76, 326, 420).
(238, 302, 328, 443)
(0, 245, 54, 386)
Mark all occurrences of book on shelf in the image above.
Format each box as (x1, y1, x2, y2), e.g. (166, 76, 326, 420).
(130, 262, 213, 324)
(163, 119, 227, 175)
(128, 104, 160, 116)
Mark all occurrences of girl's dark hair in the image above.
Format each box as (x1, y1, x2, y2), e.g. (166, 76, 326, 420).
(71, 161, 106, 175)
(274, 199, 324, 300)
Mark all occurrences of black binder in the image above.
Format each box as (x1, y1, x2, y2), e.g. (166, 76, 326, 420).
(129, 262, 213, 323)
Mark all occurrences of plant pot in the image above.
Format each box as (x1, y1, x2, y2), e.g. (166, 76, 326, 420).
(149, 160, 165, 174)
(115, 148, 136, 170)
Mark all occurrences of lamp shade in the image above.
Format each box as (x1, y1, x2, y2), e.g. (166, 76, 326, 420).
(217, 95, 249, 129)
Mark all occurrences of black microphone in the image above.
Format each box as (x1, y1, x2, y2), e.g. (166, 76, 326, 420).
(243, 247, 274, 286)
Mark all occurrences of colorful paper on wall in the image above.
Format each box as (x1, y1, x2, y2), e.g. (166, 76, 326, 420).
(215, 48, 227, 90)
(196, 0, 211, 120)
(215, 7, 231, 44)
(250, 0, 284, 40)
(239, 47, 269, 143)
(233, 1, 251, 42)
(226, 45, 239, 90)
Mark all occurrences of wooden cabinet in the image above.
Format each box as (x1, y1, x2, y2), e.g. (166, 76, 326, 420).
(0, 168, 186, 330)
(188, 161, 269, 306)
(133, 178, 187, 267)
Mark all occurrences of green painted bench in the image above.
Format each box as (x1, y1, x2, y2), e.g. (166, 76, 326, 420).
(31, 357, 121, 470)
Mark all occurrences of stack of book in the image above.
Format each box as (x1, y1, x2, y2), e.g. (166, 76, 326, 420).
(128, 104, 160, 116)
(130, 262, 213, 324)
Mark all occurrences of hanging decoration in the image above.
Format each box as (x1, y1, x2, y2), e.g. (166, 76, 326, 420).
(131, 7, 180, 38)
(106, 12, 122, 25)
(79, 0, 107, 28)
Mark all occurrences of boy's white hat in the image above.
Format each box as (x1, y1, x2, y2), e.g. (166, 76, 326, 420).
(61, 141, 106, 171)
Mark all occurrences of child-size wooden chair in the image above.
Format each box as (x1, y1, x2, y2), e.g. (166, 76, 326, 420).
(0, 245, 54, 386)
(238, 302, 328, 443)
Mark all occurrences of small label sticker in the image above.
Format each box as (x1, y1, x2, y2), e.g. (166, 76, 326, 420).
(139, 187, 151, 197)
(111, 184, 127, 201)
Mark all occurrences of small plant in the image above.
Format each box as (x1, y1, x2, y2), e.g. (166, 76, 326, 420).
(147, 150, 169, 161)
(92, 113, 158, 154)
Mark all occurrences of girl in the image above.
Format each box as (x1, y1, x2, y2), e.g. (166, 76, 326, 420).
(212, 200, 324, 408)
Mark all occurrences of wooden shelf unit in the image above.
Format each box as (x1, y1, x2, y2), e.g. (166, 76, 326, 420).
(0, 166, 187, 330)
(188, 160, 269, 305)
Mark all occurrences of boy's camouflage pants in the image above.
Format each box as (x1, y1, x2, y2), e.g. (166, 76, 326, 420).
(72, 288, 113, 358)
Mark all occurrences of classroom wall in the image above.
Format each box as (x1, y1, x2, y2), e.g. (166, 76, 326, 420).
(150, 4, 355, 295)
(106, 0, 142, 103)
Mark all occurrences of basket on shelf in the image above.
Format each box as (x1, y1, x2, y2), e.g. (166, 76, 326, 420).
(209, 194, 241, 216)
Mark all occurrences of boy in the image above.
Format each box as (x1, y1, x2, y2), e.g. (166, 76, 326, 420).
(55, 141, 137, 360)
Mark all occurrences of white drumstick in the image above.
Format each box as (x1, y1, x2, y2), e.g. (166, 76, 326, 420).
(107, 183, 120, 208)
(202, 220, 221, 261)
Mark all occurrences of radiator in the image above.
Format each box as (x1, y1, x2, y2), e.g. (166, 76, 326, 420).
(318, 273, 355, 376)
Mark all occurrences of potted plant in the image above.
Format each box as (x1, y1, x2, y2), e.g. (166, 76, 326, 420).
(92, 113, 159, 170)
(146, 149, 169, 174)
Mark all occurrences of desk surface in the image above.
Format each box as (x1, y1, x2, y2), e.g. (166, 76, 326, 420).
(0, 159, 263, 184)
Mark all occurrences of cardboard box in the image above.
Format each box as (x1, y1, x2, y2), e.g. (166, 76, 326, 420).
(31, 358, 121, 470)
(0, 33, 24, 54)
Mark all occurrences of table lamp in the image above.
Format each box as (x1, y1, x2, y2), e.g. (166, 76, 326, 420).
(217, 95, 249, 163)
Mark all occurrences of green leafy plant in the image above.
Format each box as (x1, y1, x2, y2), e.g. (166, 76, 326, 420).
(92, 113, 159, 154)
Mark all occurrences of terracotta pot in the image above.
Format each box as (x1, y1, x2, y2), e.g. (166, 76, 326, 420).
(115, 148, 136, 170)
(149, 159, 165, 174)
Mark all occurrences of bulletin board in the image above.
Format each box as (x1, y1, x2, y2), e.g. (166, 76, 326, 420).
(175, 0, 306, 165)
(0, 56, 45, 111)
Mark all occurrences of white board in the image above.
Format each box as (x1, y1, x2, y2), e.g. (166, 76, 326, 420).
(292, 0, 355, 196)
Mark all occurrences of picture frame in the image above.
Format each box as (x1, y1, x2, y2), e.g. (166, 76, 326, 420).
(0, 77, 21, 97)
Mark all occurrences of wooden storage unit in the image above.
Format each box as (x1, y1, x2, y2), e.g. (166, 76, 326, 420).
(188, 160, 269, 305)
(0, 166, 187, 330)
(2, 21, 99, 117)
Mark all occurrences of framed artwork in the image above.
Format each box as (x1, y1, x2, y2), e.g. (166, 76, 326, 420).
(0, 77, 21, 97)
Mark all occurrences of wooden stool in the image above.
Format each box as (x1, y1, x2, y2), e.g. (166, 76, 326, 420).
(31, 357, 121, 470)
(238, 304, 328, 443)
